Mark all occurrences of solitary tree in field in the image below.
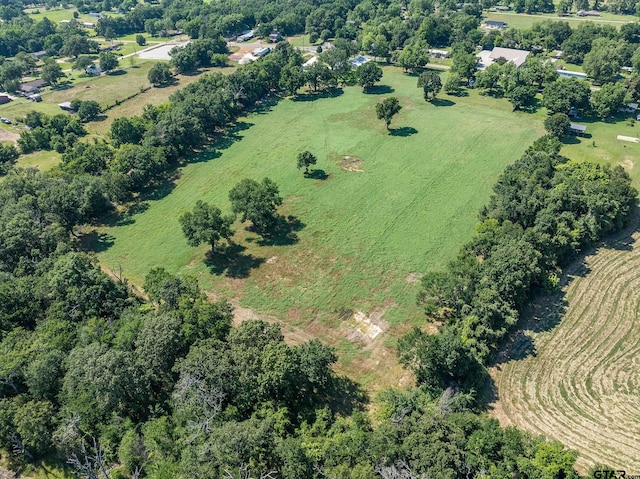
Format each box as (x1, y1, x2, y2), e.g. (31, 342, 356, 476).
(417, 71, 442, 101)
(179, 201, 234, 254)
(229, 178, 283, 234)
(357, 62, 383, 91)
(297, 150, 317, 176)
(375, 97, 402, 130)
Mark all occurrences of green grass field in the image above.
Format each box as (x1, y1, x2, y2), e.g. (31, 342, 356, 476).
(15, 150, 61, 171)
(92, 67, 543, 385)
(0, 62, 157, 122)
(561, 114, 640, 184)
(25, 7, 122, 26)
(484, 11, 637, 29)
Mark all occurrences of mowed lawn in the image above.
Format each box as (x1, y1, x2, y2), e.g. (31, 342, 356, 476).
(95, 68, 542, 339)
(561, 115, 640, 185)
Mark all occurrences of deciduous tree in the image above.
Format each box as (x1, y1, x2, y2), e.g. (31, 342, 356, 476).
(179, 201, 234, 254)
(296, 150, 317, 175)
(375, 97, 402, 130)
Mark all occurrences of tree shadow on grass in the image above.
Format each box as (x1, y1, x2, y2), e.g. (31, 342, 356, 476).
(562, 133, 593, 145)
(390, 126, 418, 137)
(325, 375, 369, 416)
(255, 215, 306, 246)
(365, 84, 394, 94)
(188, 121, 254, 164)
(305, 168, 328, 180)
(78, 230, 115, 252)
(431, 98, 455, 107)
(293, 88, 344, 102)
(205, 242, 265, 278)
(152, 78, 179, 88)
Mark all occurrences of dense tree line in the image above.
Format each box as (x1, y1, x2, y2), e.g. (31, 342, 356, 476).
(401, 140, 637, 405)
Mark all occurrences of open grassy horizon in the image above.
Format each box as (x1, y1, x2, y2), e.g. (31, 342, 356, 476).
(93, 68, 543, 336)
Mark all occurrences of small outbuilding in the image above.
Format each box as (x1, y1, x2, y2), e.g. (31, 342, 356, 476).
(252, 47, 271, 57)
(429, 49, 450, 59)
(556, 69, 587, 80)
(27, 94, 41, 102)
(0, 94, 10, 104)
(484, 20, 508, 30)
(58, 101, 73, 111)
(269, 30, 283, 43)
(19, 79, 49, 95)
(569, 123, 587, 136)
(236, 30, 254, 42)
(619, 102, 638, 114)
(86, 64, 102, 76)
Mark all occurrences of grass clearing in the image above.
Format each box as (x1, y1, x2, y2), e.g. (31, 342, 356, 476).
(484, 10, 636, 29)
(15, 150, 61, 171)
(489, 215, 640, 473)
(561, 115, 640, 185)
(92, 67, 542, 390)
(0, 62, 158, 123)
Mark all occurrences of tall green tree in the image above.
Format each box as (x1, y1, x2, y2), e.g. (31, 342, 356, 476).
(544, 113, 571, 138)
(179, 201, 234, 254)
(417, 71, 442, 101)
(41, 59, 64, 85)
(99, 51, 119, 72)
(296, 150, 317, 175)
(375, 96, 402, 130)
(590, 82, 626, 118)
(357, 62, 383, 91)
(229, 178, 283, 234)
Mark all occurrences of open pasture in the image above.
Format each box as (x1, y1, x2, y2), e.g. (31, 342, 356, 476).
(93, 67, 542, 387)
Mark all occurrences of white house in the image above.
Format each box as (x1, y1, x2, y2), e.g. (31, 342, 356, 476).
(477, 47, 530, 69)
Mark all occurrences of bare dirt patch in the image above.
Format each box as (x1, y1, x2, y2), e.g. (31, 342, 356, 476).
(405, 272, 423, 283)
(341, 309, 388, 343)
(339, 155, 364, 172)
(227, 298, 412, 393)
(619, 156, 634, 170)
(0, 128, 19, 143)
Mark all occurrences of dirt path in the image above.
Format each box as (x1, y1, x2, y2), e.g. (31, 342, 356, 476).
(0, 128, 19, 143)
(489, 216, 640, 473)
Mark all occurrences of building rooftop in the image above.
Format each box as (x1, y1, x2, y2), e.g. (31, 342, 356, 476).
(477, 47, 530, 69)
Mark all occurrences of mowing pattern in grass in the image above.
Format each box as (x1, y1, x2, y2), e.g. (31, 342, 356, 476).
(490, 219, 640, 473)
(94, 68, 542, 388)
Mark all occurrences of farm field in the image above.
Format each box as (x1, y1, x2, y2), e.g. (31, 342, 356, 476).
(93, 67, 543, 388)
(484, 10, 637, 29)
(490, 216, 640, 473)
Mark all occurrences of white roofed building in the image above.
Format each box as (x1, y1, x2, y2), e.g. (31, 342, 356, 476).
(477, 47, 530, 70)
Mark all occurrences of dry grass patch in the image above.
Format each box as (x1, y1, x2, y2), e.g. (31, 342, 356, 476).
(490, 215, 640, 473)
